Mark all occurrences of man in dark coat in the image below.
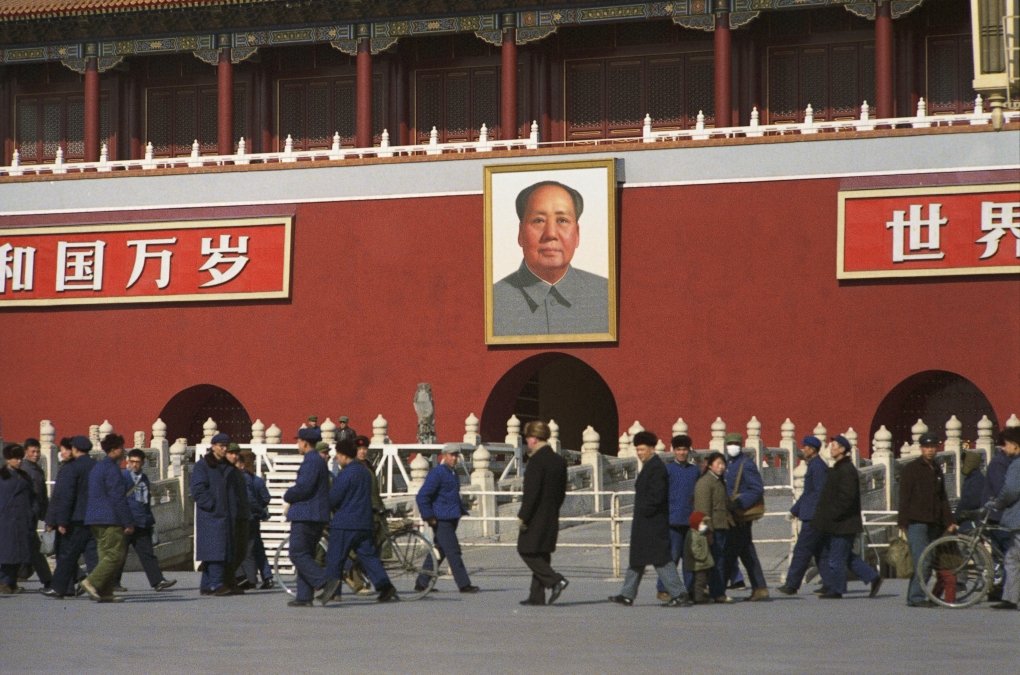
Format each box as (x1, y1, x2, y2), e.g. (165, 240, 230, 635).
(44, 435, 97, 598)
(20, 437, 53, 590)
(898, 432, 956, 607)
(812, 435, 881, 599)
(81, 433, 135, 602)
(777, 436, 828, 595)
(224, 443, 250, 591)
(517, 420, 568, 606)
(609, 431, 691, 607)
(723, 432, 769, 601)
(1, 444, 36, 594)
(113, 449, 176, 592)
(191, 432, 236, 595)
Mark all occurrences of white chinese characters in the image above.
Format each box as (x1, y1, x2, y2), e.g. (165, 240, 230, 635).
(885, 204, 947, 262)
(199, 235, 250, 288)
(0, 244, 36, 292)
(976, 200, 1020, 259)
(56, 241, 106, 291)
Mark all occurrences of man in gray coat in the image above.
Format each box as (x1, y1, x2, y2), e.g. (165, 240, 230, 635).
(609, 431, 691, 607)
(517, 420, 568, 606)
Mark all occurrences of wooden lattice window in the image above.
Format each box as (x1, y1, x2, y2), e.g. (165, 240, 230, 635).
(414, 67, 501, 143)
(15, 93, 111, 163)
(565, 52, 713, 140)
(277, 75, 385, 150)
(766, 42, 875, 123)
(926, 34, 975, 114)
(145, 84, 247, 157)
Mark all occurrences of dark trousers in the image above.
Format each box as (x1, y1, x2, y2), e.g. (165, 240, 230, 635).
(724, 521, 767, 590)
(27, 531, 53, 586)
(417, 519, 471, 590)
(51, 523, 94, 596)
(657, 525, 692, 594)
(240, 519, 273, 584)
(225, 519, 248, 588)
(115, 527, 164, 588)
(709, 529, 729, 598)
(289, 521, 328, 602)
(784, 520, 824, 591)
(1, 563, 21, 587)
(326, 528, 392, 598)
(519, 552, 563, 604)
(821, 533, 878, 594)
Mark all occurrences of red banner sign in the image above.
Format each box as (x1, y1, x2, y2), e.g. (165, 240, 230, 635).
(0, 217, 292, 306)
(838, 183, 1020, 279)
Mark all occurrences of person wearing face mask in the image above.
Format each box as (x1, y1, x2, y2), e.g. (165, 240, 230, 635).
(722, 432, 769, 601)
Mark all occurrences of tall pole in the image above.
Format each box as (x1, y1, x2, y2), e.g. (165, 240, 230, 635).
(713, 3, 732, 127)
(83, 45, 100, 162)
(356, 24, 373, 148)
(217, 35, 233, 155)
(500, 13, 518, 139)
(875, 0, 894, 118)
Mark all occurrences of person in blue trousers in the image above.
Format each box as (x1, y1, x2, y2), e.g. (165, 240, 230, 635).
(415, 443, 478, 593)
(283, 427, 332, 607)
(44, 435, 97, 598)
(777, 436, 828, 594)
(191, 433, 237, 596)
(656, 435, 699, 600)
(322, 439, 397, 605)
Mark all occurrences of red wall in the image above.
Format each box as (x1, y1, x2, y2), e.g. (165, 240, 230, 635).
(1, 175, 1017, 448)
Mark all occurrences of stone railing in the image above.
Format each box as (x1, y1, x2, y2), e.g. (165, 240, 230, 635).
(4, 97, 1018, 178)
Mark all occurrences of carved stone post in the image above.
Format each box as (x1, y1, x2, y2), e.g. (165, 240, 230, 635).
(372, 415, 390, 445)
(746, 416, 763, 467)
(202, 418, 218, 445)
(672, 417, 689, 441)
(581, 425, 603, 511)
(548, 419, 561, 454)
(975, 415, 995, 465)
(409, 452, 429, 493)
(709, 417, 726, 451)
(251, 419, 266, 445)
(169, 438, 188, 478)
(321, 418, 337, 445)
(151, 418, 169, 479)
(814, 422, 829, 464)
(871, 425, 894, 510)
(618, 431, 633, 459)
(505, 414, 521, 448)
(464, 413, 481, 447)
(265, 423, 282, 445)
(844, 427, 860, 466)
(39, 419, 56, 494)
(471, 445, 496, 536)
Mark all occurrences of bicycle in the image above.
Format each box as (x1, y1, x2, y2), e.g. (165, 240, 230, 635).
(272, 513, 441, 601)
(916, 510, 1007, 608)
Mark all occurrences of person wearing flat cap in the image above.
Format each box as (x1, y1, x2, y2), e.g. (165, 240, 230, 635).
(283, 427, 332, 607)
(898, 432, 956, 607)
(191, 432, 240, 596)
(44, 435, 98, 598)
(777, 436, 828, 596)
(722, 432, 769, 601)
(336, 416, 357, 446)
(415, 443, 478, 593)
(812, 435, 881, 599)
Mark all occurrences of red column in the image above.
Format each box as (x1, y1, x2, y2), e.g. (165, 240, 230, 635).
(356, 30, 372, 148)
(713, 11, 732, 127)
(500, 24, 518, 139)
(84, 55, 100, 162)
(217, 45, 234, 155)
(875, 1, 894, 118)
(395, 52, 409, 145)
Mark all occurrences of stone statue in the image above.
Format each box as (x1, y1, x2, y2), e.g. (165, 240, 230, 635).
(414, 382, 436, 444)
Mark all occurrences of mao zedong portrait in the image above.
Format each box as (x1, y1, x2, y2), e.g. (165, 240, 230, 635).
(492, 181, 609, 336)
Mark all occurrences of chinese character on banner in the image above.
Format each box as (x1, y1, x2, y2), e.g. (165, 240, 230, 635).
(126, 237, 177, 289)
(1, 243, 37, 292)
(976, 201, 1020, 259)
(199, 234, 250, 287)
(885, 204, 947, 263)
(56, 241, 106, 291)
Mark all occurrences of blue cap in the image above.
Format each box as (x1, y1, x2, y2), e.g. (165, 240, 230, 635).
(833, 435, 852, 453)
(211, 433, 231, 445)
(70, 435, 92, 451)
(801, 436, 821, 450)
(298, 427, 322, 443)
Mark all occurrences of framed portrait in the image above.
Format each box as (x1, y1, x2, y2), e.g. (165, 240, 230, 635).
(484, 158, 618, 345)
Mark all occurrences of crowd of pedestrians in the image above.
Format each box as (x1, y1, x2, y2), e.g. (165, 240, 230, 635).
(3, 423, 1018, 614)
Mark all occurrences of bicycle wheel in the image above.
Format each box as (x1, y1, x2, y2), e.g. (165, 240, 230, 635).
(273, 534, 329, 597)
(917, 534, 993, 608)
(380, 528, 440, 601)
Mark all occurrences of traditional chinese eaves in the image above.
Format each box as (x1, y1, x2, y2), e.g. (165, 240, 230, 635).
(0, 0, 618, 46)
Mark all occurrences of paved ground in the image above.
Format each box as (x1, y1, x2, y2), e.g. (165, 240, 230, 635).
(3, 525, 1016, 674)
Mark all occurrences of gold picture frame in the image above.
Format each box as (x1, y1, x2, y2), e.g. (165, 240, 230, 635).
(484, 158, 618, 345)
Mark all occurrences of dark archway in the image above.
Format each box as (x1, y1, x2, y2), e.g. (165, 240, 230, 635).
(481, 353, 619, 454)
(158, 385, 252, 445)
(870, 370, 998, 453)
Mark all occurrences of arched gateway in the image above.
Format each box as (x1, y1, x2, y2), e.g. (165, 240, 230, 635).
(481, 354, 618, 454)
(870, 370, 998, 452)
(158, 384, 252, 445)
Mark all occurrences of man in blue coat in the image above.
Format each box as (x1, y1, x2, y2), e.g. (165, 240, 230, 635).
(322, 439, 397, 605)
(778, 436, 828, 595)
(723, 432, 769, 601)
(81, 434, 135, 602)
(415, 443, 477, 593)
(191, 432, 236, 595)
(656, 434, 699, 600)
(1, 443, 36, 594)
(113, 449, 176, 592)
(988, 427, 1020, 610)
(283, 427, 332, 607)
(44, 435, 97, 598)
